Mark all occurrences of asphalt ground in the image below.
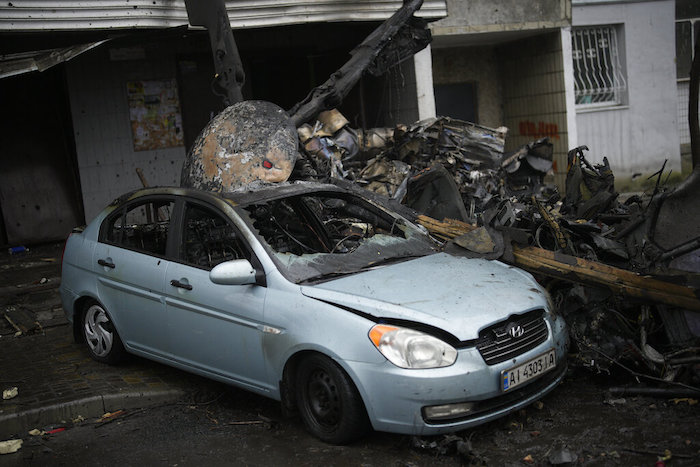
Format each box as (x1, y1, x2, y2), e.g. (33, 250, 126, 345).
(0, 243, 195, 439)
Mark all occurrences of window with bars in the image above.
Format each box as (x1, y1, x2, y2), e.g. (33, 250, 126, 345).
(572, 25, 627, 107)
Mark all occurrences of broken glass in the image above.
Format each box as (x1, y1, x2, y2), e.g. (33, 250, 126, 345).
(239, 191, 438, 283)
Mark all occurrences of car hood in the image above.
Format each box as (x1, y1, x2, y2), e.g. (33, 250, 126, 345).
(300, 253, 548, 341)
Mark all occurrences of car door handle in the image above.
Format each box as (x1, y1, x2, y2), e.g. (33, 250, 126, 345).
(170, 279, 193, 291)
(97, 259, 115, 269)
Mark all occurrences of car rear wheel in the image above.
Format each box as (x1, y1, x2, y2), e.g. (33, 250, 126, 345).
(82, 301, 125, 364)
(296, 354, 369, 444)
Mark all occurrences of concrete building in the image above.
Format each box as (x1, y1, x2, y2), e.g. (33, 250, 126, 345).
(571, 0, 680, 177)
(0, 0, 574, 245)
(427, 0, 574, 189)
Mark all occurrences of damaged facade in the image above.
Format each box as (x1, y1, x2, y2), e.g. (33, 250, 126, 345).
(0, 0, 575, 246)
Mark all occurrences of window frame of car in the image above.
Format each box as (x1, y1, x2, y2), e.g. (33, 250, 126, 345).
(98, 195, 178, 260)
(169, 196, 268, 287)
(98, 192, 267, 286)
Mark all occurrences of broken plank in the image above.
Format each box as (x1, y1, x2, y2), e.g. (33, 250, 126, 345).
(512, 245, 700, 311)
(416, 215, 477, 240)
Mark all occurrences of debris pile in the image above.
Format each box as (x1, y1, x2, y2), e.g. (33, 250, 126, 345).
(293, 110, 700, 389)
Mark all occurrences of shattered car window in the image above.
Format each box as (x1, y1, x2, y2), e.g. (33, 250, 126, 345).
(241, 192, 438, 283)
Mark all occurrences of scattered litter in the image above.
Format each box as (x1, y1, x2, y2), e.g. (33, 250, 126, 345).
(410, 434, 483, 462)
(72, 414, 86, 424)
(28, 429, 45, 436)
(548, 447, 577, 465)
(522, 453, 535, 464)
(0, 439, 22, 454)
(44, 427, 65, 435)
(96, 410, 125, 423)
(7, 246, 28, 255)
(2, 387, 18, 400)
(603, 397, 627, 406)
(671, 398, 698, 405)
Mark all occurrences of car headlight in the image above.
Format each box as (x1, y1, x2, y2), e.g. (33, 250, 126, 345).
(369, 324, 457, 369)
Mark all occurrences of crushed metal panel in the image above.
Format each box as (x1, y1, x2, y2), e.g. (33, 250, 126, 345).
(180, 100, 297, 192)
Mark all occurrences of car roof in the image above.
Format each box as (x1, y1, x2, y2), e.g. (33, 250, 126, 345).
(107, 181, 346, 209)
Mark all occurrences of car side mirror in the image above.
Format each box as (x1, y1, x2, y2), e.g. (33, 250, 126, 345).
(209, 259, 257, 285)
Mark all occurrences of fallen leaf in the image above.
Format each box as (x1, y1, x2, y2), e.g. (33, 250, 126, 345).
(530, 431, 541, 437)
(523, 454, 534, 464)
(533, 401, 544, 410)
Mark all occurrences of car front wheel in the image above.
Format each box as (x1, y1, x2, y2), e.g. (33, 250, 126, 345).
(296, 354, 369, 444)
(82, 301, 125, 364)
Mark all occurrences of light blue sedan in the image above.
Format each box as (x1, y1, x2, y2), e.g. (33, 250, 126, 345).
(60, 182, 568, 444)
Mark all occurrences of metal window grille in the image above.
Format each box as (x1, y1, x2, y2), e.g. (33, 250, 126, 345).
(572, 26, 627, 106)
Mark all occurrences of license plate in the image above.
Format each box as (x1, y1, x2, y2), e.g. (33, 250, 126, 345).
(501, 349, 556, 392)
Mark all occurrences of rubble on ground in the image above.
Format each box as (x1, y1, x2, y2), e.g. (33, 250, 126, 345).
(289, 109, 700, 390)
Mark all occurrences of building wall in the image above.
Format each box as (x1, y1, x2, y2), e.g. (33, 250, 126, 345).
(427, 31, 570, 188)
(432, 0, 570, 35)
(573, 0, 679, 176)
(500, 32, 570, 187)
(66, 44, 186, 221)
(64, 26, 424, 221)
(431, 45, 503, 128)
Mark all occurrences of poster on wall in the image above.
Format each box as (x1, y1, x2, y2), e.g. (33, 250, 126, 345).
(127, 79, 184, 151)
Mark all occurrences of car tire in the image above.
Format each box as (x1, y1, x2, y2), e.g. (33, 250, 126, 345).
(82, 301, 126, 364)
(296, 354, 369, 444)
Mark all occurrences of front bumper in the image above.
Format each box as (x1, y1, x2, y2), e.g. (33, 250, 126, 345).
(347, 328, 568, 435)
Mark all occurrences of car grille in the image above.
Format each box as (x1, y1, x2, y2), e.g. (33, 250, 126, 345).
(476, 309, 548, 365)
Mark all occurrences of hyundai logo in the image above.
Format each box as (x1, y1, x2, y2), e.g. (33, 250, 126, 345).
(507, 325, 524, 338)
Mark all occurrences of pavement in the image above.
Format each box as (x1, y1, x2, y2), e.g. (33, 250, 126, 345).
(0, 243, 199, 439)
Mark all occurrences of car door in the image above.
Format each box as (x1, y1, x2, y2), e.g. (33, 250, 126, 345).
(93, 197, 174, 356)
(163, 199, 271, 392)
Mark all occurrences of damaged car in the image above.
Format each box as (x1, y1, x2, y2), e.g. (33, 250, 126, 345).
(59, 182, 568, 444)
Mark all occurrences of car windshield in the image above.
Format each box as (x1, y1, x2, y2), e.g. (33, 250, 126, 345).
(237, 191, 438, 283)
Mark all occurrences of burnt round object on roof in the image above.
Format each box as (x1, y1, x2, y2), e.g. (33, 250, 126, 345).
(181, 100, 298, 192)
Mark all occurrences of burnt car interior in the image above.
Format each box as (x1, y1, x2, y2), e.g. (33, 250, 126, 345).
(105, 200, 174, 256)
(182, 203, 249, 269)
(245, 193, 406, 256)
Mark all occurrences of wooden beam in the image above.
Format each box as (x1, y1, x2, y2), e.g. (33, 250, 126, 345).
(512, 245, 700, 312)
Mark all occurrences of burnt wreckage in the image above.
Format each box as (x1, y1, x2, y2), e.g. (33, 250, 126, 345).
(181, 0, 700, 393)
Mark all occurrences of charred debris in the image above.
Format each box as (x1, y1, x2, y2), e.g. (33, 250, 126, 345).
(287, 110, 700, 392)
(181, 0, 699, 391)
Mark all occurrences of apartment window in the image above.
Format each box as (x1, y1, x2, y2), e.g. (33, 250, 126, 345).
(572, 25, 627, 107)
(676, 19, 700, 80)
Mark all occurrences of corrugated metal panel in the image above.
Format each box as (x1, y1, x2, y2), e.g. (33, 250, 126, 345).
(0, 40, 108, 78)
(0, 1, 447, 31)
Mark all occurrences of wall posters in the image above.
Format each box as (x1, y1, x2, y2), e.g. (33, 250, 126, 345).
(127, 79, 184, 151)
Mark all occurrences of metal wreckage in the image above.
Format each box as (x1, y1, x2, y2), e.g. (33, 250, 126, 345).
(181, 0, 700, 394)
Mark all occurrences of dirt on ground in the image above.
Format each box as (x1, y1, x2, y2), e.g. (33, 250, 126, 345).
(3, 365, 698, 466)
